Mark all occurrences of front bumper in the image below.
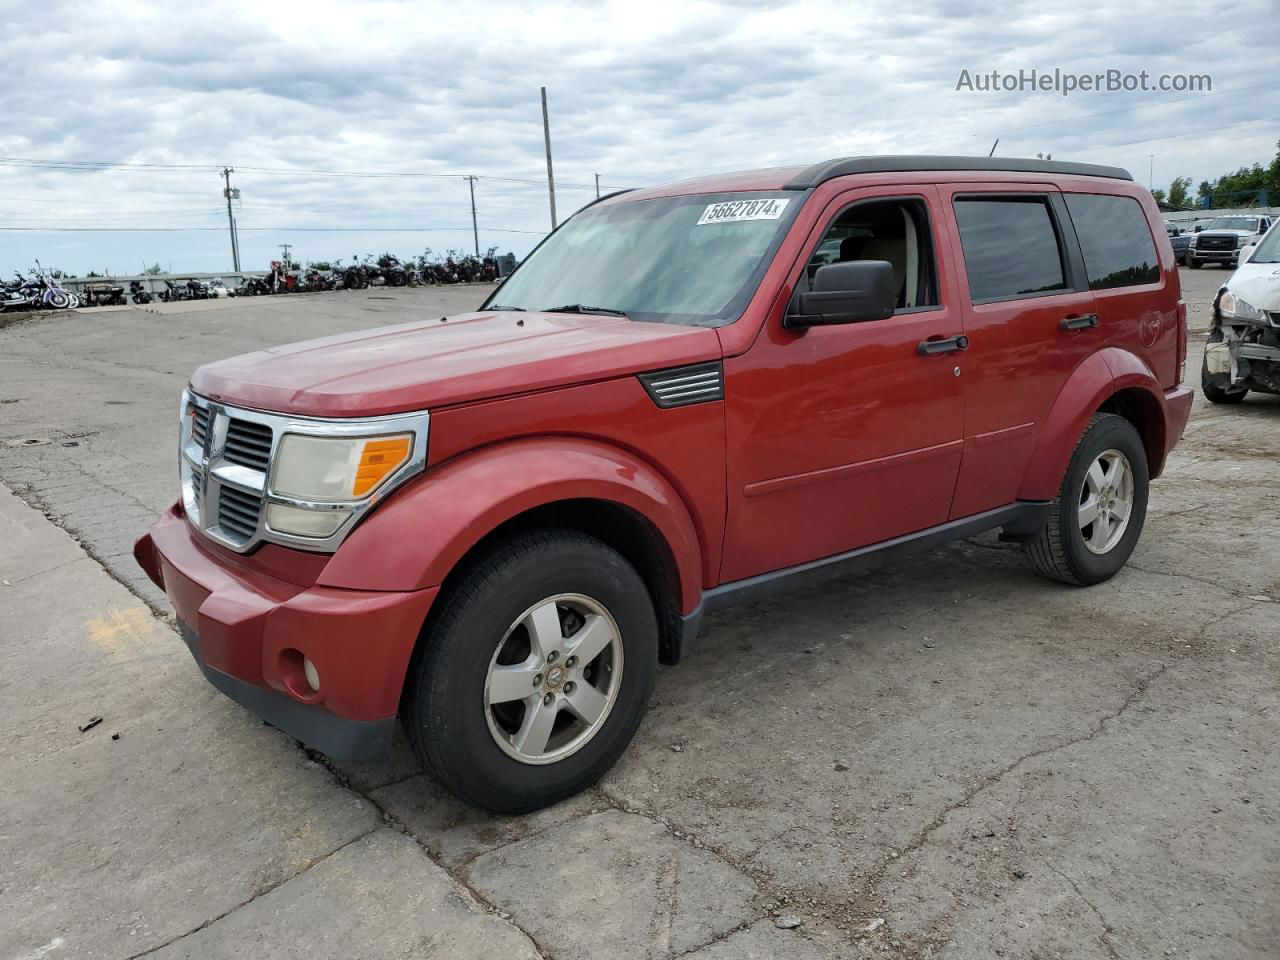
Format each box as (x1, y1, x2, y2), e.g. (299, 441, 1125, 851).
(135, 505, 438, 759)
(1190, 249, 1239, 263)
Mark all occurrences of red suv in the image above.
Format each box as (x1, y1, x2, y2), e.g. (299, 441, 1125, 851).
(135, 156, 1193, 812)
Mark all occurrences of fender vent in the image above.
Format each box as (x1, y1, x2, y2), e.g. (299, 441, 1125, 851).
(638, 362, 724, 408)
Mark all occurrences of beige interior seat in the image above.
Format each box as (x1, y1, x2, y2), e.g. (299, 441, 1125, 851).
(860, 236, 907, 302)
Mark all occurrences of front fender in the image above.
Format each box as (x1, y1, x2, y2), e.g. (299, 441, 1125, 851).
(1017, 347, 1165, 500)
(317, 436, 704, 613)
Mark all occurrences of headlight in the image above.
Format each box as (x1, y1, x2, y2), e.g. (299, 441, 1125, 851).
(271, 433, 412, 502)
(1189, 236, 1198, 248)
(1237, 236, 1250, 248)
(1219, 291, 1266, 322)
(267, 433, 413, 538)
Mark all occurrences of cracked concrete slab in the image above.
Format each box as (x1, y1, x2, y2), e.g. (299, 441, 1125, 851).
(0, 484, 384, 960)
(462, 809, 761, 959)
(142, 828, 541, 960)
(679, 918, 871, 959)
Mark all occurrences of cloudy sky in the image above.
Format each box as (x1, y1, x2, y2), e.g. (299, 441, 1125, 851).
(2, 0, 1276, 277)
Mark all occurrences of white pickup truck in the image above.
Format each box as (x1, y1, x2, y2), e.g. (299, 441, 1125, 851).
(1188, 214, 1274, 269)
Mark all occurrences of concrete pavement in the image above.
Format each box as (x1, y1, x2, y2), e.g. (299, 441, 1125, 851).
(2, 273, 1277, 959)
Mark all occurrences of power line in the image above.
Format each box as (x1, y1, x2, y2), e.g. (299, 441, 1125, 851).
(0, 225, 549, 234)
(0, 156, 623, 190)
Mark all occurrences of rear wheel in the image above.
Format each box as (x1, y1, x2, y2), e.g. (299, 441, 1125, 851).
(402, 530, 658, 813)
(1025, 413, 1149, 585)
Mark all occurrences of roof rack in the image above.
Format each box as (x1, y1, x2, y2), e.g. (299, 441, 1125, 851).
(783, 156, 1133, 190)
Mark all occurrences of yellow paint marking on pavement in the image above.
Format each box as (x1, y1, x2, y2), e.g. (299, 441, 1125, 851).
(86, 606, 161, 656)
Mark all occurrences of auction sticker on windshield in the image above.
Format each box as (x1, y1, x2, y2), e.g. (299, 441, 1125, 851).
(696, 198, 790, 226)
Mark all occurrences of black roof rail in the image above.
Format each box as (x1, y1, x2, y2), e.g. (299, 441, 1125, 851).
(783, 156, 1133, 189)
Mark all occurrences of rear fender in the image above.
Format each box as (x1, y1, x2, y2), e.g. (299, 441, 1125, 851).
(317, 437, 704, 613)
(1017, 348, 1165, 500)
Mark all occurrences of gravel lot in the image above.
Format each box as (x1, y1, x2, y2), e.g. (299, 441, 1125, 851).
(1, 269, 1277, 960)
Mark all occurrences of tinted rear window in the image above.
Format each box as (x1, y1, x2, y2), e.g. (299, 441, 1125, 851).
(954, 198, 1066, 302)
(1065, 194, 1160, 290)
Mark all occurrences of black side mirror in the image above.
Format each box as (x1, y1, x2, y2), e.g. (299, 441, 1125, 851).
(786, 260, 897, 328)
(1194, 225, 1203, 233)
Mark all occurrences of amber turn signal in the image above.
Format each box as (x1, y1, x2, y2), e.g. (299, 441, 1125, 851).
(352, 436, 412, 496)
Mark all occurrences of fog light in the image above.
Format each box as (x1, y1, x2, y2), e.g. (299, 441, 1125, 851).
(265, 503, 348, 539)
(303, 657, 321, 692)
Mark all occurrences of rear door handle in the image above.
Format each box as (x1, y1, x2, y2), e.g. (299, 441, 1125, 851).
(917, 334, 968, 355)
(1060, 313, 1099, 331)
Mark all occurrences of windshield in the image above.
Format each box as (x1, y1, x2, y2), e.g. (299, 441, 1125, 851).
(486, 192, 799, 326)
(1207, 217, 1259, 231)
(1248, 224, 1280, 263)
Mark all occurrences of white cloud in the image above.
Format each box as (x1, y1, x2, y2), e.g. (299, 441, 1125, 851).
(1, 0, 1274, 274)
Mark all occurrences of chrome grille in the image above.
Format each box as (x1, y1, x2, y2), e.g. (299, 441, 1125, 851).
(179, 389, 429, 555)
(191, 405, 210, 448)
(217, 485, 262, 543)
(224, 418, 272, 471)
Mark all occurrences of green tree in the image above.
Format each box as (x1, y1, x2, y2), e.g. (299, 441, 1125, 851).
(143, 263, 163, 275)
(1168, 177, 1193, 207)
(1150, 188, 1167, 203)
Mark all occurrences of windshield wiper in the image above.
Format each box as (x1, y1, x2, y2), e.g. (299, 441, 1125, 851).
(485, 304, 526, 311)
(542, 303, 628, 317)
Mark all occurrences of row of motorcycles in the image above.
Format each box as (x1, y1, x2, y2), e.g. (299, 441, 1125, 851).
(234, 253, 501, 297)
(0, 251, 504, 313)
(2, 263, 78, 311)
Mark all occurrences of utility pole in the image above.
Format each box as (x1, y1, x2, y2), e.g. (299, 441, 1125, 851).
(221, 167, 240, 272)
(280, 243, 292, 268)
(541, 86, 557, 229)
(595, 173, 601, 199)
(1148, 154, 1155, 190)
(465, 176, 479, 257)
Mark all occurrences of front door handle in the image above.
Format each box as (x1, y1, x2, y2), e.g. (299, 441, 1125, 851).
(1060, 313, 1100, 331)
(917, 334, 969, 355)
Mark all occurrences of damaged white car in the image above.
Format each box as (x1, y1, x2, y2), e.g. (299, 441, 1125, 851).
(1202, 222, 1280, 404)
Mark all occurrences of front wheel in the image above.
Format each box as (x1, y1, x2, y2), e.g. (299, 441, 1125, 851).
(402, 530, 658, 813)
(1188, 257, 1202, 269)
(1025, 413, 1149, 585)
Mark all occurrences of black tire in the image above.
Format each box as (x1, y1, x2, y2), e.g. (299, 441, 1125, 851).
(1024, 413, 1149, 586)
(1201, 352, 1247, 404)
(402, 529, 659, 813)
(1188, 258, 1202, 269)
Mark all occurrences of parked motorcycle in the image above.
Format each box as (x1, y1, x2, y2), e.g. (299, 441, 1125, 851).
(6, 264, 77, 309)
(81, 281, 127, 306)
(129, 280, 153, 304)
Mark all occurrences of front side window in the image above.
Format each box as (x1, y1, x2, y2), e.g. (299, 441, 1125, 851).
(487, 192, 799, 327)
(801, 197, 939, 310)
(954, 198, 1067, 302)
(1065, 193, 1160, 290)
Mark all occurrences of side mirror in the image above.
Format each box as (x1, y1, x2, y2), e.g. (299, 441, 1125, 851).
(786, 260, 897, 328)
(1194, 225, 1203, 233)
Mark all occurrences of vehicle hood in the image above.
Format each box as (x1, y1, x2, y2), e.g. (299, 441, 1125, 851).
(1197, 230, 1254, 239)
(1225, 260, 1280, 311)
(190, 310, 723, 416)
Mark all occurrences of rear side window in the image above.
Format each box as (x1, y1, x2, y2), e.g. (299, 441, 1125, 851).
(1065, 194, 1160, 289)
(954, 198, 1067, 302)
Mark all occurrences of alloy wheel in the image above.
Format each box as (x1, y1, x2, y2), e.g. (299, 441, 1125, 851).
(1078, 448, 1134, 555)
(483, 593, 624, 765)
